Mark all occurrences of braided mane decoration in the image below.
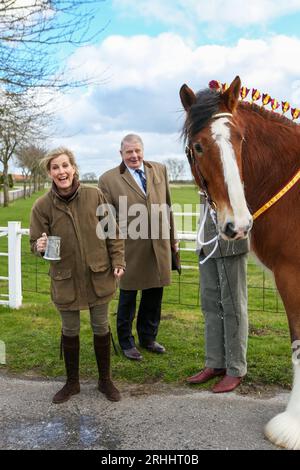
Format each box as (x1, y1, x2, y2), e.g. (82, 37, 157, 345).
(208, 80, 300, 120)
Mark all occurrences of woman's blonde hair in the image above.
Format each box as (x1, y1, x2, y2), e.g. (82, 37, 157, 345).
(42, 147, 80, 179)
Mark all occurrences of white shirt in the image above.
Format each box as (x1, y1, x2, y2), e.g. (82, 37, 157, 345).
(125, 163, 146, 194)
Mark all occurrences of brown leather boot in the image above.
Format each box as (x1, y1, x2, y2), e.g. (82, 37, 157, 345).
(212, 375, 243, 393)
(52, 335, 80, 404)
(186, 367, 226, 384)
(94, 332, 121, 402)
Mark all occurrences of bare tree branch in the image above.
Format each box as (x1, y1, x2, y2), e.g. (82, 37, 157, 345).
(0, 1, 106, 92)
(0, 91, 50, 206)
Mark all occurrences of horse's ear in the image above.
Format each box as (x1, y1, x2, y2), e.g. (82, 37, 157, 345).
(180, 84, 197, 112)
(222, 76, 241, 113)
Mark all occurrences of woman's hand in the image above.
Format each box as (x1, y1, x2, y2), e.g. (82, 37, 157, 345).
(36, 233, 48, 252)
(114, 267, 125, 280)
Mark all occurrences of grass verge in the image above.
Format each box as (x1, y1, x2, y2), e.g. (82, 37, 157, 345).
(0, 186, 292, 389)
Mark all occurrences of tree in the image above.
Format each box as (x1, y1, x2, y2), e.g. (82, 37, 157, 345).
(0, 1, 104, 205)
(81, 172, 97, 182)
(15, 144, 48, 197)
(0, 91, 48, 206)
(165, 158, 186, 182)
(0, 1, 105, 93)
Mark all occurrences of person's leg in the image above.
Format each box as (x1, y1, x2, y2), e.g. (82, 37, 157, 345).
(219, 254, 248, 378)
(187, 255, 226, 383)
(52, 311, 80, 404)
(200, 256, 226, 369)
(90, 304, 120, 402)
(116, 289, 137, 350)
(137, 287, 164, 348)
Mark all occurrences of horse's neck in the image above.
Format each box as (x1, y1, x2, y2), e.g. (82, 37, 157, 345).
(239, 107, 300, 212)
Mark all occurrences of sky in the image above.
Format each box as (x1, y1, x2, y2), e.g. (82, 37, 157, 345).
(33, 0, 300, 178)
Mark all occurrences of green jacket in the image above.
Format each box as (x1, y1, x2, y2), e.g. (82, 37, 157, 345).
(30, 185, 125, 310)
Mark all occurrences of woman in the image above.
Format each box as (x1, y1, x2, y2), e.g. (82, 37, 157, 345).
(30, 147, 125, 404)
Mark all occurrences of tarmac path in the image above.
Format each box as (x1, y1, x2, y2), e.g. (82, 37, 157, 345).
(0, 373, 288, 450)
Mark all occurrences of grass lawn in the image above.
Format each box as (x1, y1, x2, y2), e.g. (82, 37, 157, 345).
(0, 186, 292, 389)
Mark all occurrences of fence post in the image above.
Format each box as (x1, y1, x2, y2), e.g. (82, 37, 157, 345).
(8, 221, 22, 309)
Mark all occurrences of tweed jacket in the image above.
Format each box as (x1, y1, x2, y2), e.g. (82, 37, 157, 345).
(30, 185, 125, 310)
(98, 161, 177, 290)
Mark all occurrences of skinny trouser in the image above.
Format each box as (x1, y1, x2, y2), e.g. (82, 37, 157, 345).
(199, 253, 248, 377)
(59, 303, 109, 337)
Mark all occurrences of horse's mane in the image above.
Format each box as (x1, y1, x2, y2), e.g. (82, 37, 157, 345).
(239, 96, 300, 214)
(181, 87, 299, 144)
(239, 101, 299, 128)
(182, 88, 220, 143)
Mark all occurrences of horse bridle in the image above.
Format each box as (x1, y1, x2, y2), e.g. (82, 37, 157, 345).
(185, 143, 216, 208)
(185, 112, 233, 210)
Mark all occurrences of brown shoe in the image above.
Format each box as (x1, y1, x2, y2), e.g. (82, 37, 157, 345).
(212, 375, 242, 393)
(123, 347, 143, 360)
(186, 367, 226, 384)
(140, 341, 166, 354)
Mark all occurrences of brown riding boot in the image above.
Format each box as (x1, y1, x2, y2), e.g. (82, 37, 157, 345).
(52, 335, 80, 404)
(94, 332, 121, 402)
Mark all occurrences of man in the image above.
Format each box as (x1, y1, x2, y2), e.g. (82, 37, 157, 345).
(187, 194, 249, 392)
(99, 134, 178, 360)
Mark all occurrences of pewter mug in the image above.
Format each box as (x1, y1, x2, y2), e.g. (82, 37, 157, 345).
(43, 236, 61, 261)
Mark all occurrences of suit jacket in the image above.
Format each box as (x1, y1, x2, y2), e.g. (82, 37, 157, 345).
(196, 196, 249, 258)
(99, 161, 177, 290)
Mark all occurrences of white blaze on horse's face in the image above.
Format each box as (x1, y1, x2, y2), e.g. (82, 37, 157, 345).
(210, 117, 252, 240)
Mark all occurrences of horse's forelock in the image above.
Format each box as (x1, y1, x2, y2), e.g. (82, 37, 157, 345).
(182, 88, 221, 143)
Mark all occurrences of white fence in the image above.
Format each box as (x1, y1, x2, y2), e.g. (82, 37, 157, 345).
(0, 187, 34, 205)
(0, 222, 29, 309)
(0, 220, 196, 309)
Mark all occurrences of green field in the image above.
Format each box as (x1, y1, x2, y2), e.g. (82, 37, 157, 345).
(0, 186, 291, 389)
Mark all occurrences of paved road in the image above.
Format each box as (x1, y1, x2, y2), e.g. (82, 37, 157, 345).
(0, 373, 288, 450)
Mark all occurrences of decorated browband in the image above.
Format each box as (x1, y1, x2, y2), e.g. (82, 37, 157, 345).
(209, 80, 300, 120)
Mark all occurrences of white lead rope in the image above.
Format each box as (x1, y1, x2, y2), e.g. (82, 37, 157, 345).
(197, 202, 219, 264)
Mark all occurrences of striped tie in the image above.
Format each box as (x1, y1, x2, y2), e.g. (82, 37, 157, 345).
(135, 169, 147, 193)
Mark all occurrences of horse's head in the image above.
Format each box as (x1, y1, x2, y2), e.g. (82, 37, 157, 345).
(180, 75, 252, 240)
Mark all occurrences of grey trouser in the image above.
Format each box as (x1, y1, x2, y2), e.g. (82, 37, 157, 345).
(59, 303, 109, 337)
(199, 253, 248, 377)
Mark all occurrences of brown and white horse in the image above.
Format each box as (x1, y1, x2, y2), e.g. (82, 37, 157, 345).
(180, 76, 300, 450)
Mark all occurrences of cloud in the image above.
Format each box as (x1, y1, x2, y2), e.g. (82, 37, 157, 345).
(113, 0, 300, 28)
(39, 32, 300, 179)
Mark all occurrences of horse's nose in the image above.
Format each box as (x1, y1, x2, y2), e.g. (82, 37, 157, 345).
(224, 222, 237, 239)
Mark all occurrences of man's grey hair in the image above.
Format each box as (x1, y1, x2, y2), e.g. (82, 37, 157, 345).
(120, 134, 144, 151)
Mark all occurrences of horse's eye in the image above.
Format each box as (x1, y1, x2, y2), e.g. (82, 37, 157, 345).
(194, 143, 203, 154)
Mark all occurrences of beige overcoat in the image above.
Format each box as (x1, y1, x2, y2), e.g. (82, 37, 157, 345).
(98, 161, 177, 290)
(30, 185, 125, 311)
